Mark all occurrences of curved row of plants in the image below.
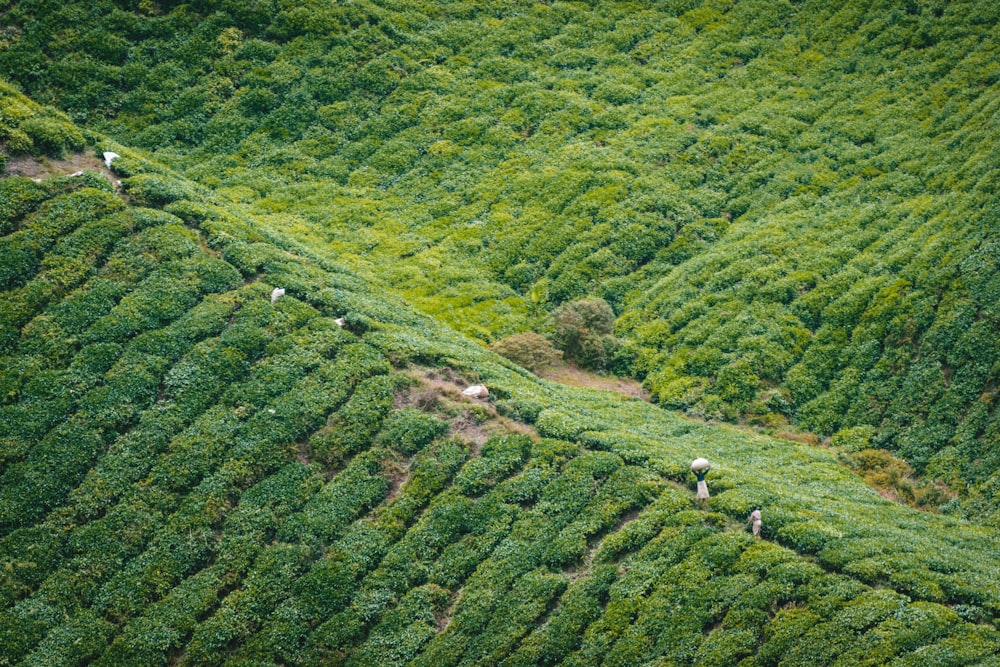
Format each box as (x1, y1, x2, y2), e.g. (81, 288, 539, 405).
(2, 0, 997, 511)
(2, 88, 1000, 664)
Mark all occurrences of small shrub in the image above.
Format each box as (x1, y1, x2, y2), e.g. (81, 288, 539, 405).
(549, 297, 620, 371)
(19, 116, 85, 156)
(491, 332, 563, 373)
(123, 174, 199, 208)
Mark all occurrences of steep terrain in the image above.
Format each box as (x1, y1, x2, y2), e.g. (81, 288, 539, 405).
(2, 0, 997, 509)
(2, 81, 1000, 666)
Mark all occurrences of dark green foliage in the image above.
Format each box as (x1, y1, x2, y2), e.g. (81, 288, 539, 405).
(376, 408, 449, 456)
(0, 422, 104, 531)
(0, 178, 47, 235)
(495, 397, 545, 424)
(0, 188, 123, 291)
(549, 298, 619, 371)
(309, 373, 397, 466)
(2, 2, 1000, 665)
(454, 435, 531, 496)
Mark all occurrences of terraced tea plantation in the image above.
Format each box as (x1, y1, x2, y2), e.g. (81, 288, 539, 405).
(0, 85, 999, 665)
(2, 0, 1000, 664)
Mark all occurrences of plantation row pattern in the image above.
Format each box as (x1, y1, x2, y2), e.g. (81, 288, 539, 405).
(0, 111, 998, 663)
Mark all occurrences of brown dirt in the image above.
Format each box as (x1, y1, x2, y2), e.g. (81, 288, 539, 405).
(395, 366, 540, 453)
(610, 509, 640, 533)
(383, 460, 409, 503)
(435, 591, 462, 633)
(4, 152, 117, 182)
(537, 363, 649, 401)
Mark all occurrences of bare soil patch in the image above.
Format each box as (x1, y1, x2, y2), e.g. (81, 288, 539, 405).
(5, 152, 112, 180)
(537, 363, 649, 401)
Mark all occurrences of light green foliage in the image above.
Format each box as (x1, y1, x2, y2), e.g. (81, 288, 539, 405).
(5, 0, 992, 498)
(0, 80, 83, 161)
(2, 2, 1000, 666)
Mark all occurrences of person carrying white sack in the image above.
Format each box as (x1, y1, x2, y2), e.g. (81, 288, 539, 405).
(749, 508, 762, 539)
(691, 458, 711, 503)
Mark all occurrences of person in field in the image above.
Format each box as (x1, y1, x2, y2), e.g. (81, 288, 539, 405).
(691, 458, 710, 503)
(749, 508, 762, 538)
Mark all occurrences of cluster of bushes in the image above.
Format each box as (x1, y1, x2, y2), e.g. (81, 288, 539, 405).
(842, 448, 953, 510)
(491, 297, 634, 375)
(3, 3, 1000, 664)
(2, 130, 1000, 666)
(3, 0, 998, 503)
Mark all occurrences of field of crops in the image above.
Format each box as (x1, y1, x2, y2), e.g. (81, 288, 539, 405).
(4, 0, 1000, 663)
(2, 82, 1000, 664)
(4, 0, 997, 511)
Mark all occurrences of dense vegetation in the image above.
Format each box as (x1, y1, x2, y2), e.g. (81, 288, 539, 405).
(3, 0, 997, 510)
(2, 72, 1000, 667)
(2, 0, 1000, 663)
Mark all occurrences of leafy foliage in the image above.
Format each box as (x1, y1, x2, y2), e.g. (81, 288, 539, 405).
(490, 332, 563, 374)
(3, 0, 995, 499)
(548, 298, 620, 372)
(2, 2, 1000, 665)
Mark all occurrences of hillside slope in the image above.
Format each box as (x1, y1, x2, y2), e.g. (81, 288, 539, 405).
(3, 84, 1000, 666)
(2, 0, 997, 507)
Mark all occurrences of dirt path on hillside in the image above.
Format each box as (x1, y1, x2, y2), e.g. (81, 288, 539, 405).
(537, 363, 649, 400)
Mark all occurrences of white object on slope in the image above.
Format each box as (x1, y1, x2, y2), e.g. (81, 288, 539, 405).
(691, 457, 711, 472)
(103, 151, 120, 169)
(271, 287, 285, 304)
(334, 317, 346, 327)
(461, 384, 489, 399)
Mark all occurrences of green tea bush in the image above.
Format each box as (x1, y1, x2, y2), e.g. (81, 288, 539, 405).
(495, 397, 545, 424)
(309, 374, 397, 466)
(454, 435, 531, 496)
(278, 451, 390, 551)
(0, 422, 105, 531)
(96, 566, 228, 667)
(0, 178, 47, 234)
(124, 175, 200, 208)
(184, 543, 313, 666)
(535, 409, 594, 441)
(19, 116, 85, 157)
(374, 439, 469, 540)
(375, 408, 449, 456)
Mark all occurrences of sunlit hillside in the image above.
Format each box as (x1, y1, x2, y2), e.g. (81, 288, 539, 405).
(3, 0, 996, 509)
(2, 0, 1000, 664)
